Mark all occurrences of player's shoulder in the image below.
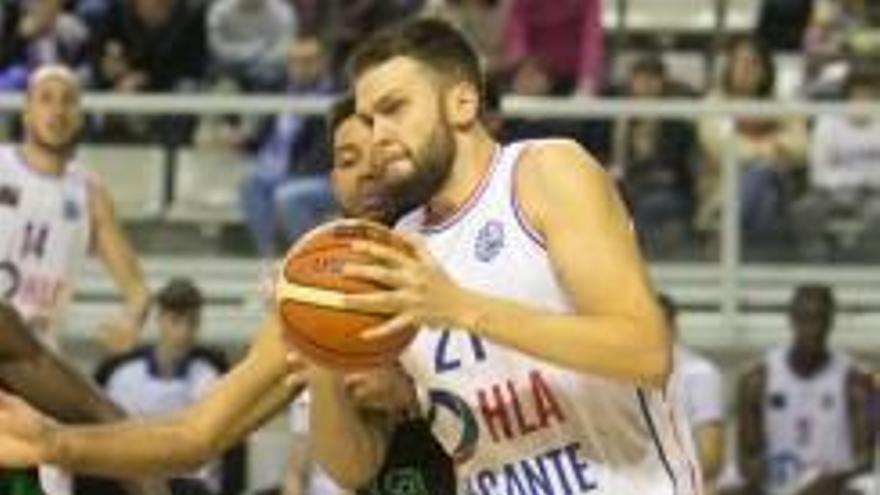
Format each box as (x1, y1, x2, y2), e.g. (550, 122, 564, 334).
(517, 138, 601, 171)
(513, 138, 607, 196)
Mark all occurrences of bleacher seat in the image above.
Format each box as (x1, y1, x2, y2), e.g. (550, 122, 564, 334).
(166, 148, 247, 224)
(623, 0, 717, 33)
(76, 145, 166, 221)
(723, 0, 760, 32)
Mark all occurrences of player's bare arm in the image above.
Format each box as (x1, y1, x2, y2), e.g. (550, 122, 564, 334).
(88, 177, 151, 350)
(343, 139, 670, 386)
(0, 316, 305, 476)
(737, 364, 767, 491)
(307, 367, 395, 489)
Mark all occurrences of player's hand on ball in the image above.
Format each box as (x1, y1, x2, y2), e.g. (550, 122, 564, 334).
(341, 234, 468, 338)
(0, 389, 55, 467)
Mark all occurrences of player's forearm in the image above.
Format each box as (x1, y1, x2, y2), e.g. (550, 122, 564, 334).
(459, 289, 671, 386)
(44, 415, 212, 477)
(308, 369, 388, 489)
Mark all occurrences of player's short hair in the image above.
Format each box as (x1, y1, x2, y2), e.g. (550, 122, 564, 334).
(326, 94, 356, 155)
(349, 18, 484, 98)
(26, 64, 80, 97)
(791, 283, 835, 312)
(156, 277, 203, 316)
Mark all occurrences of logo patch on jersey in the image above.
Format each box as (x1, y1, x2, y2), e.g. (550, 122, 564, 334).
(0, 184, 20, 208)
(475, 220, 504, 262)
(63, 198, 81, 221)
(769, 392, 787, 410)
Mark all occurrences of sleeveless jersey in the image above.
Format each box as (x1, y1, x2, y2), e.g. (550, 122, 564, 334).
(761, 347, 858, 494)
(396, 141, 702, 495)
(0, 146, 91, 341)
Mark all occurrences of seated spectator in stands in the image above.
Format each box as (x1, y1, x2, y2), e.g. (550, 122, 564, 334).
(613, 55, 698, 256)
(736, 284, 873, 495)
(792, 63, 880, 260)
(88, 278, 245, 495)
(659, 293, 725, 494)
(207, 0, 296, 91)
(84, 0, 207, 143)
(428, 0, 507, 77)
(698, 36, 807, 251)
(0, 0, 89, 91)
(326, 0, 424, 82)
(804, 0, 880, 94)
(238, 34, 337, 258)
(502, 0, 604, 94)
(756, 0, 816, 52)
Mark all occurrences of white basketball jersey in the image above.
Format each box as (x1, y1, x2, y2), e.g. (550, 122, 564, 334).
(396, 141, 702, 495)
(0, 146, 91, 339)
(761, 347, 857, 494)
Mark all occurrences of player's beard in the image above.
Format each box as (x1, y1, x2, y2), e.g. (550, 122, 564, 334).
(388, 115, 455, 217)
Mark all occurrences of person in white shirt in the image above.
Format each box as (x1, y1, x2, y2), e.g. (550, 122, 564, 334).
(792, 64, 880, 259)
(660, 293, 726, 494)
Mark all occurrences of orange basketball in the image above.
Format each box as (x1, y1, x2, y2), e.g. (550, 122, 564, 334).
(275, 219, 418, 370)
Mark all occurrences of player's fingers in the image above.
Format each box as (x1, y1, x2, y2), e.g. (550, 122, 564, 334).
(396, 231, 438, 267)
(342, 262, 410, 288)
(360, 313, 416, 341)
(340, 291, 403, 315)
(351, 240, 415, 268)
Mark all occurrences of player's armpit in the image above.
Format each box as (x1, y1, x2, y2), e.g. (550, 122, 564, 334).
(462, 139, 670, 385)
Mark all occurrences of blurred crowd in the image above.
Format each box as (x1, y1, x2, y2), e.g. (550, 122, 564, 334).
(2, 0, 880, 261)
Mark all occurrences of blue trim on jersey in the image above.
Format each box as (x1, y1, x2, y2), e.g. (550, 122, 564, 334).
(637, 388, 678, 494)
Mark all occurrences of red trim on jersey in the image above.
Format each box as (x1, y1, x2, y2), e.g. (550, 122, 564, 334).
(421, 146, 501, 233)
(510, 151, 546, 249)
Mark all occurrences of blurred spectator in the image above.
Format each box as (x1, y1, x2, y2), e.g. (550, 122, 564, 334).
(207, 0, 296, 91)
(237, 34, 337, 258)
(697, 37, 807, 250)
(84, 0, 208, 143)
(660, 293, 725, 494)
(428, 0, 508, 76)
(0, 0, 89, 91)
(502, 0, 604, 94)
(736, 284, 873, 495)
(756, 0, 815, 51)
(792, 63, 880, 260)
(327, 0, 425, 82)
(803, 0, 880, 94)
(86, 278, 246, 495)
(613, 55, 698, 255)
(87, 0, 207, 92)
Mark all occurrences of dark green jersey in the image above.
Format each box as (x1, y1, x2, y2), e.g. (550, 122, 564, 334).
(358, 419, 456, 495)
(0, 469, 45, 495)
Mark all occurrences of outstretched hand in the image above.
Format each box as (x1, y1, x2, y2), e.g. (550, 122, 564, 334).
(340, 233, 472, 339)
(0, 389, 55, 468)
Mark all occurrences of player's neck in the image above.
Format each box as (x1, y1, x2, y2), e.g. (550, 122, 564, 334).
(424, 127, 496, 223)
(787, 347, 831, 379)
(155, 342, 186, 378)
(20, 141, 69, 176)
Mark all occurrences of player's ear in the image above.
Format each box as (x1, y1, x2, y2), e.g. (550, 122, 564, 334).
(444, 80, 479, 128)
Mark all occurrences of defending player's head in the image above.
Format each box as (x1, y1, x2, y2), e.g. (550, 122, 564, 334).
(349, 19, 484, 215)
(788, 283, 835, 360)
(328, 95, 399, 225)
(23, 65, 83, 157)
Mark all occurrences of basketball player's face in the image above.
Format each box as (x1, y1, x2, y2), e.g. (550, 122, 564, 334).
(25, 78, 83, 154)
(331, 116, 397, 225)
(354, 57, 455, 214)
(790, 297, 832, 356)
